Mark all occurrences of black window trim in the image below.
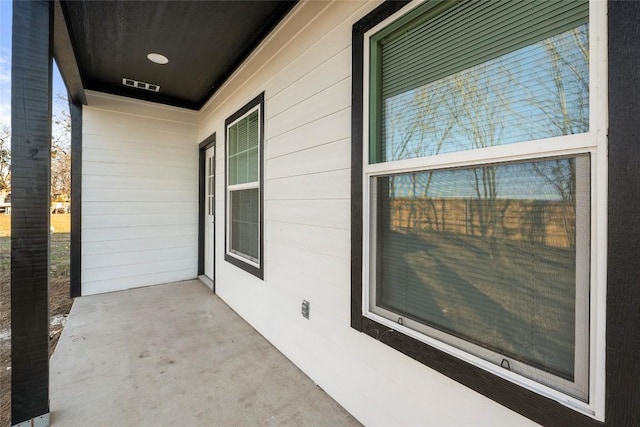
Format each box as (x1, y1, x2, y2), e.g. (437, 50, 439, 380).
(350, 2, 604, 426)
(224, 92, 265, 280)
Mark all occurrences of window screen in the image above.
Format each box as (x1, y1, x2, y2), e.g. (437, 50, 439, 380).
(371, 156, 589, 385)
(230, 188, 259, 262)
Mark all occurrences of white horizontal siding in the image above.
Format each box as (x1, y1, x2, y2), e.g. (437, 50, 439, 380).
(82, 252, 195, 274)
(82, 223, 196, 242)
(80, 269, 195, 296)
(83, 161, 195, 180)
(268, 46, 351, 119)
(267, 239, 349, 291)
(82, 200, 194, 215)
(83, 235, 195, 256)
(267, 199, 350, 230)
(83, 189, 195, 203)
(267, 108, 351, 160)
(267, 138, 350, 180)
(267, 78, 351, 139)
(82, 91, 199, 295)
(267, 169, 350, 200)
(83, 176, 194, 192)
(268, 221, 350, 259)
(83, 213, 193, 229)
(83, 146, 195, 165)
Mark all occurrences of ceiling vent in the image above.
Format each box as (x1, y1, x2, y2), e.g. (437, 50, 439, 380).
(122, 78, 160, 92)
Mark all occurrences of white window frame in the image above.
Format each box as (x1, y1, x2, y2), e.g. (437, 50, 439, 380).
(361, 0, 607, 420)
(226, 104, 261, 268)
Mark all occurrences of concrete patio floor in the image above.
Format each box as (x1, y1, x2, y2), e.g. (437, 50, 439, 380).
(50, 280, 361, 426)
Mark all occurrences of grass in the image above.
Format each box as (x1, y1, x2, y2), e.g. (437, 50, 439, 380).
(0, 213, 71, 237)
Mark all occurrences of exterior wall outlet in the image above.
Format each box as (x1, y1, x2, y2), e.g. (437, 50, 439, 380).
(301, 300, 310, 319)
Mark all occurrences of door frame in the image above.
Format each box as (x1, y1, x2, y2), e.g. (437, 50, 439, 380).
(198, 132, 216, 291)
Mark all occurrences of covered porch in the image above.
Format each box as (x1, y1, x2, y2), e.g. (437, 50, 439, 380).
(9, 0, 640, 425)
(49, 279, 359, 426)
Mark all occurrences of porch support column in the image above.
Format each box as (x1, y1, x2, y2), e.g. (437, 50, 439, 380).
(10, 1, 53, 426)
(607, 1, 640, 425)
(69, 101, 82, 298)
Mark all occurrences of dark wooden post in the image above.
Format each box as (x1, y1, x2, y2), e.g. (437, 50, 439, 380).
(69, 101, 82, 298)
(607, 1, 640, 425)
(10, 0, 53, 425)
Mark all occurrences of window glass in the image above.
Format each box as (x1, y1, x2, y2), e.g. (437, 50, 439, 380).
(372, 0, 589, 163)
(248, 148, 259, 183)
(372, 156, 589, 383)
(231, 188, 259, 261)
(229, 110, 259, 185)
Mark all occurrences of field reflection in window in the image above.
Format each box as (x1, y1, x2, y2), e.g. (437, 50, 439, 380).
(375, 156, 589, 380)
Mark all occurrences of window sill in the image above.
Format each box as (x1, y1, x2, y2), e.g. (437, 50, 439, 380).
(225, 253, 263, 280)
(355, 316, 602, 426)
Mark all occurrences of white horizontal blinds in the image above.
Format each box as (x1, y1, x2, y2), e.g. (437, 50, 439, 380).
(374, 0, 589, 162)
(228, 108, 260, 262)
(229, 125, 238, 185)
(229, 110, 259, 185)
(237, 117, 248, 183)
(247, 112, 259, 182)
(373, 155, 590, 389)
(381, 0, 589, 98)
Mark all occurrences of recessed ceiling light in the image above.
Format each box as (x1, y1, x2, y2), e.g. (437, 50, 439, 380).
(147, 53, 169, 65)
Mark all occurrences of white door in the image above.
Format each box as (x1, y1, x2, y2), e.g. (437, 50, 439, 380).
(204, 145, 215, 280)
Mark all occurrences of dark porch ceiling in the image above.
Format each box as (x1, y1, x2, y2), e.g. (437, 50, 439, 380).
(59, 1, 297, 110)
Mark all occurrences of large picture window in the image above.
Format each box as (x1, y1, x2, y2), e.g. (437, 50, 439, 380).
(355, 0, 606, 422)
(225, 93, 264, 279)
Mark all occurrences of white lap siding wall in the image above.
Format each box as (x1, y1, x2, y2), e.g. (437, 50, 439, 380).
(82, 91, 199, 295)
(198, 1, 536, 426)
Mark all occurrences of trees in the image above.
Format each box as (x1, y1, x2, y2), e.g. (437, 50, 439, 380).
(0, 94, 71, 203)
(0, 124, 9, 192)
(51, 101, 71, 202)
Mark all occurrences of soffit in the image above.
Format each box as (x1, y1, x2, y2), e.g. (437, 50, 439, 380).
(60, 1, 296, 109)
